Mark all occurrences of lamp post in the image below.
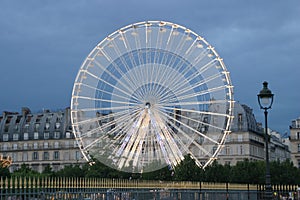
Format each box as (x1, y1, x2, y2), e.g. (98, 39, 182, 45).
(257, 81, 274, 200)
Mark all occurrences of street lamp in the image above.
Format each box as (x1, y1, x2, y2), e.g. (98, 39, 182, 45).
(257, 81, 274, 200)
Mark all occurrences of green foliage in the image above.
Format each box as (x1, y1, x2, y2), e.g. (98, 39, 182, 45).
(270, 159, 300, 185)
(55, 164, 85, 177)
(0, 166, 10, 177)
(204, 161, 231, 183)
(7, 157, 300, 185)
(142, 166, 174, 181)
(173, 154, 203, 181)
(41, 165, 55, 177)
(11, 163, 40, 177)
(230, 159, 265, 184)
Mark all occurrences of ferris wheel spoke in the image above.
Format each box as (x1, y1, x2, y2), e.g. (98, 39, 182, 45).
(93, 58, 143, 100)
(73, 108, 135, 126)
(149, 111, 184, 165)
(159, 112, 213, 158)
(104, 110, 143, 151)
(119, 31, 148, 99)
(84, 109, 141, 150)
(168, 85, 227, 104)
(163, 122, 200, 166)
(168, 58, 218, 94)
(171, 73, 224, 100)
(159, 104, 230, 119)
(157, 108, 220, 145)
(162, 99, 227, 107)
(159, 106, 226, 134)
(73, 95, 139, 107)
(75, 82, 138, 104)
(166, 55, 212, 95)
(109, 39, 148, 99)
(81, 69, 140, 102)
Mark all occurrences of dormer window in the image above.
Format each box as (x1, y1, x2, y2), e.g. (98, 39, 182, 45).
(45, 122, 50, 130)
(13, 133, 19, 141)
(34, 132, 39, 140)
(3, 134, 8, 141)
(24, 133, 29, 140)
(55, 122, 60, 129)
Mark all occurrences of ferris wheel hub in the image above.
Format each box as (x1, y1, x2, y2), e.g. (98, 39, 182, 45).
(145, 102, 151, 108)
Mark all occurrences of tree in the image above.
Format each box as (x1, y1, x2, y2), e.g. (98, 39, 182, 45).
(173, 154, 203, 181)
(231, 159, 264, 184)
(41, 165, 55, 177)
(204, 161, 231, 183)
(11, 163, 40, 177)
(55, 164, 85, 177)
(0, 166, 10, 177)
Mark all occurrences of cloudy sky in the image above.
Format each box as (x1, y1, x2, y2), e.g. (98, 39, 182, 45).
(0, 0, 299, 134)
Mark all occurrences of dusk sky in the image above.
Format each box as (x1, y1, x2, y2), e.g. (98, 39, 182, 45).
(0, 1, 299, 135)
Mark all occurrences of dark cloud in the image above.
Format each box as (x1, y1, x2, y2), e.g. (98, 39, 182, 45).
(0, 0, 299, 134)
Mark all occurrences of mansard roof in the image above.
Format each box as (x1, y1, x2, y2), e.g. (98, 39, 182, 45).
(231, 102, 263, 134)
(0, 107, 73, 141)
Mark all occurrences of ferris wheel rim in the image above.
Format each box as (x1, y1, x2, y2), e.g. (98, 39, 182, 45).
(71, 20, 234, 172)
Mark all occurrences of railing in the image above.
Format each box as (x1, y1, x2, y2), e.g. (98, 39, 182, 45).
(0, 177, 298, 200)
(0, 177, 257, 190)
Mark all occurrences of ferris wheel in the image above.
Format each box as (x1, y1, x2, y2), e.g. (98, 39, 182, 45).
(71, 21, 234, 173)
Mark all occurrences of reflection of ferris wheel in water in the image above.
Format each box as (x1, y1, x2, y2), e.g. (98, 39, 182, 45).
(71, 21, 234, 173)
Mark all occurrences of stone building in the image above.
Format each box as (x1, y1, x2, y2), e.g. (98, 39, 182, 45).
(0, 107, 84, 173)
(289, 117, 300, 167)
(0, 104, 291, 173)
(217, 102, 290, 165)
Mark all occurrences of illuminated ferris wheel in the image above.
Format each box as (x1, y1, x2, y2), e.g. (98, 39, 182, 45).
(71, 21, 234, 173)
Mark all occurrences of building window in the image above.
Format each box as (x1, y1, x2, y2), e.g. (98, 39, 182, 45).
(34, 132, 39, 140)
(66, 132, 71, 138)
(54, 132, 60, 139)
(33, 152, 39, 160)
(3, 144, 8, 151)
(54, 151, 59, 160)
(13, 144, 18, 150)
(55, 122, 60, 129)
(45, 122, 50, 130)
(212, 146, 217, 154)
(74, 141, 78, 148)
(24, 124, 29, 132)
(298, 144, 300, 153)
(65, 141, 70, 148)
(44, 142, 49, 149)
(3, 134, 9, 141)
(226, 146, 231, 155)
(13, 133, 19, 141)
(12, 153, 18, 162)
(238, 113, 243, 122)
(238, 135, 243, 142)
(239, 145, 243, 155)
(33, 143, 38, 149)
(75, 151, 81, 160)
(54, 142, 59, 148)
(24, 133, 29, 140)
(34, 123, 40, 132)
(64, 152, 70, 160)
(23, 152, 28, 161)
(297, 132, 300, 140)
(14, 124, 19, 131)
(43, 152, 49, 160)
(23, 143, 28, 150)
(44, 132, 49, 139)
